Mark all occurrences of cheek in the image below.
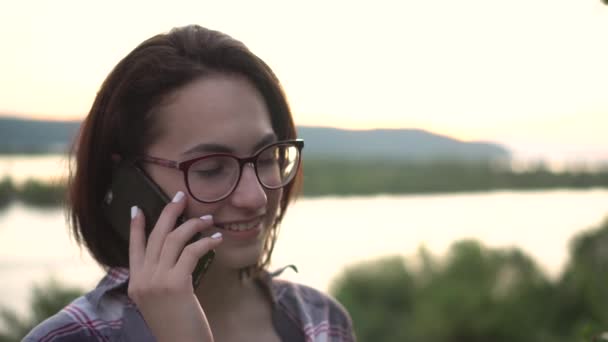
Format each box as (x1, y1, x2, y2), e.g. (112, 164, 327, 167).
(184, 198, 220, 219)
(265, 188, 283, 222)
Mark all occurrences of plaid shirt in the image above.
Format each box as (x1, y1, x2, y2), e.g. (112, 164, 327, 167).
(23, 267, 355, 341)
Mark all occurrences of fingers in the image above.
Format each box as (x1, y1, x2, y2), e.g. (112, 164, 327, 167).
(144, 191, 187, 263)
(129, 206, 146, 270)
(174, 233, 223, 276)
(128, 190, 223, 285)
(157, 215, 214, 270)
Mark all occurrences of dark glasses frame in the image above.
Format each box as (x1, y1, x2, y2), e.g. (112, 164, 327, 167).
(136, 139, 304, 203)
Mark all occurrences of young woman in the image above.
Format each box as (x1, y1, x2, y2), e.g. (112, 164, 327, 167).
(24, 25, 355, 341)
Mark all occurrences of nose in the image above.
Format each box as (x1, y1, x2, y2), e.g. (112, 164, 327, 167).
(229, 163, 267, 210)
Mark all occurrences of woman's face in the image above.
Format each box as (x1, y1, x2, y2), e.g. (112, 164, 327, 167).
(143, 74, 281, 270)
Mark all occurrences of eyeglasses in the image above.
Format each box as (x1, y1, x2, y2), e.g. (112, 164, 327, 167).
(137, 139, 304, 203)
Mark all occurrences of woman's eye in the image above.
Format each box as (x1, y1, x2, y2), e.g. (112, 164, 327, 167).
(197, 167, 223, 176)
(192, 165, 226, 177)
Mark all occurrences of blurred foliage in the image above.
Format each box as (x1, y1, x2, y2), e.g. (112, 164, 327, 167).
(0, 178, 15, 209)
(17, 179, 66, 208)
(303, 159, 608, 197)
(331, 217, 608, 342)
(0, 178, 66, 209)
(556, 219, 608, 340)
(0, 279, 83, 342)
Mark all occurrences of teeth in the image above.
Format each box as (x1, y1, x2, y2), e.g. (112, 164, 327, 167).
(222, 220, 260, 232)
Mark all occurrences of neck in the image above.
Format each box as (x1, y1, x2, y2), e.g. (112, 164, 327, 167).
(194, 264, 278, 340)
(194, 263, 260, 315)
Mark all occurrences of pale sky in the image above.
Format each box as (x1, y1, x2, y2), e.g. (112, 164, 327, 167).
(1, 0, 607, 163)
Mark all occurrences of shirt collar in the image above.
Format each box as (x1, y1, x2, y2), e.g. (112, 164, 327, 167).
(85, 267, 130, 308)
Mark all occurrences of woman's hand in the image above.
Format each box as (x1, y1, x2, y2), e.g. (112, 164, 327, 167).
(127, 191, 222, 342)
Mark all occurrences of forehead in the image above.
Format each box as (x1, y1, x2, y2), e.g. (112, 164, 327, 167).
(149, 73, 275, 157)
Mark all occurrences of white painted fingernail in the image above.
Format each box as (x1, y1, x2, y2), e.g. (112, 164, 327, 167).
(211, 232, 222, 239)
(130, 206, 138, 219)
(200, 215, 212, 221)
(172, 191, 185, 203)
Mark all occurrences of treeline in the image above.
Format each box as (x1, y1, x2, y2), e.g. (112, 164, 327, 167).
(331, 217, 608, 342)
(1, 159, 607, 209)
(0, 178, 66, 208)
(302, 159, 608, 196)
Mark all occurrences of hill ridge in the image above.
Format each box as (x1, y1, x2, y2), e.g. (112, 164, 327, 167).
(0, 116, 510, 160)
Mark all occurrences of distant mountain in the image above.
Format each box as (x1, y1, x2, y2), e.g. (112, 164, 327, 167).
(0, 117, 80, 153)
(298, 126, 510, 161)
(0, 117, 510, 161)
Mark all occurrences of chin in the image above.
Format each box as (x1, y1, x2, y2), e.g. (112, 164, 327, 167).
(213, 240, 264, 270)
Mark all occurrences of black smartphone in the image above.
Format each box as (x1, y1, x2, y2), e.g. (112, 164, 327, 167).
(102, 159, 214, 288)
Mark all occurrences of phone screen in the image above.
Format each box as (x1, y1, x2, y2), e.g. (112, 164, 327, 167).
(102, 160, 214, 287)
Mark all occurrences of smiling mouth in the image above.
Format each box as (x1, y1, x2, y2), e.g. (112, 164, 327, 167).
(215, 217, 263, 232)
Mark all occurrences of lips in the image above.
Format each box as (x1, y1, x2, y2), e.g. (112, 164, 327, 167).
(214, 216, 265, 237)
(217, 218, 261, 232)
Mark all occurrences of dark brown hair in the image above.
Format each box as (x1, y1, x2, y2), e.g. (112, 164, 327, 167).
(68, 25, 301, 273)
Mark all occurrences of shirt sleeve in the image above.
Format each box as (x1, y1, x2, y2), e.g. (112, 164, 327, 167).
(22, 309, 112, 342)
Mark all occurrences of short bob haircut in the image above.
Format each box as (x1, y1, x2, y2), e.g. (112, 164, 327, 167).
(69, 25, 302, 274)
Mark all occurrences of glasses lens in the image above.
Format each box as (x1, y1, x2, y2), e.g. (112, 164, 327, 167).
(187, 156, 239, 201)
(256, 143, 300, 189)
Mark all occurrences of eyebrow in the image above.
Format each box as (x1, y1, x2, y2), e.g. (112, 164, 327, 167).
(181, 133, 278, 156)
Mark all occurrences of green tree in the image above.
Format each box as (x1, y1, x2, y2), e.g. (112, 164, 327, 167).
(331, 242, 561, 342)
(0, 178, 15, 208)
(408, 241, 558, 342)
(330, 257, 416, 342)
(556, 217, 608, 340)
(18, 179, 66, 208)
(0, 279, 83, 342)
